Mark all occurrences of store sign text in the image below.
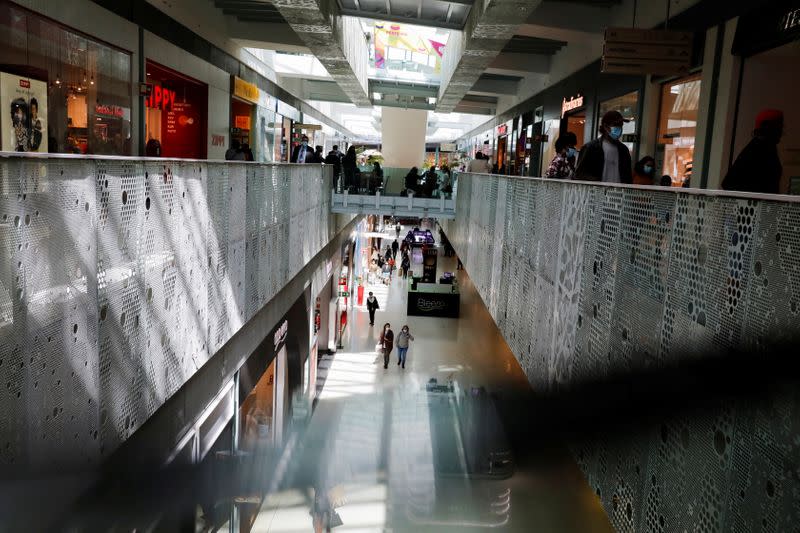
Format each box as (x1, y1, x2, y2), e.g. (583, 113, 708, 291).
(146, 85, 176, 112)
(781, 8, 800, 32)
(274, 320, 288, 351)
(497, 124, 507, 135)
(211, 134, 226, 146)
(561, 95, 584, 118)
(233, 76, 260, 104)
(95, 104, 124, 118)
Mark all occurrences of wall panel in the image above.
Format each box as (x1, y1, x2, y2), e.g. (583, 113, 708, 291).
(443, 173, 800, 531)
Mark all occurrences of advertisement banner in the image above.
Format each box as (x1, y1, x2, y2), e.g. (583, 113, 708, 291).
(1, 72, 48, 153)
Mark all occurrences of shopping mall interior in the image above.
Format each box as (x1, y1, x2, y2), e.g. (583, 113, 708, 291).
(1, 0, 799, 531)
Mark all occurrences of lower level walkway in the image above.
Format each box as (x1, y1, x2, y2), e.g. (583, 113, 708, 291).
(251, 226, 612, 532)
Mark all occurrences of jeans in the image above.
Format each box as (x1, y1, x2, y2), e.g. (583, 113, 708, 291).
(397, 347, 408, 366)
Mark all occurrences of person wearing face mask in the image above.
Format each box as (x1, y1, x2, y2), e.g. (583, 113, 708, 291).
(395, 325, 414, 369)
(378, 323, 394, 369)
(575, 110, 633, 184)
(545, 133, 579, 179)
(290, 134, 315, 163)
(633, 156, 657, 185)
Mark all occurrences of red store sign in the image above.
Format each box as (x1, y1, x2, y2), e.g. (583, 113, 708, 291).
(497, 124, 508, 136)
(146, 84, 176, 111)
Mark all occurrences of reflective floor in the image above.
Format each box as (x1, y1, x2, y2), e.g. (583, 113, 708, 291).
(249, 225, 613, 532)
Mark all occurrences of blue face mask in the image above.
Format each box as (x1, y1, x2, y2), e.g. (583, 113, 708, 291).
(644, 165, 653, 174)
(567, 147, 577, 158)
(608, 126, 623, 140)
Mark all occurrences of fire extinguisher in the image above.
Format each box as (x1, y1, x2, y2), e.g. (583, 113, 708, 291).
(337, 309, 347, 349)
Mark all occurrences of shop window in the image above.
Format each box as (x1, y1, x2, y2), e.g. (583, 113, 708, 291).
(657, 74, 702, 186)
(145, 60, 208, 159)
(599, 90, 639, 154)
(0, 1, 132, 155)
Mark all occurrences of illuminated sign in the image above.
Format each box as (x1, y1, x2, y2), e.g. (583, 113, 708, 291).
(146, 84, 176, 112)
(233, 76, 259, 104)
(95, 104, 125, 118)
(561, 95, 584, 118)
(234, 115, 251, 130)
(497, 124, 508, 135)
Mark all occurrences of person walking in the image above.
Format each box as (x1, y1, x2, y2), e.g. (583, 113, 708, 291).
(291, 135, 315, 163)
(575, 110, 633, 184)
(401, 252, 411, 279)
(391, 239, 399, 259)
(544, 133, 578, 179)
(396, 325, 414, 369)
(385, 245, 393, 262)
(379, 323, 394, 369)
(722, 109, 784, 194)
(366, 291, 379, 326)
(395, 222, 401, 238)
(325, 145, 344, 185)
(467, 151, 491, 173)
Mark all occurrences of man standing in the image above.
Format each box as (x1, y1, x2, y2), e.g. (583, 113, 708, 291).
(722, 109, 784, 194)
(325, 145, 344, 184)
(291, 134, 315, 163)
(366, 291, 379, 326)
(467, 151, 491, 173)
(575, 110, 633, 184)
(391, 239, 399, 259)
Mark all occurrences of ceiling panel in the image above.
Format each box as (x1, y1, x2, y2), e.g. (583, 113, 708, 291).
(338, 0, 474, 30)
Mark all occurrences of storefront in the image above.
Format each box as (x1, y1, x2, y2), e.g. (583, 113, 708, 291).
(655, 73, 702, 186)
(0, 0, 132, 155)
(495, 122, 511, 173)
(144, 60, 208, 159)
(230, 76, 258, 157)
(730, 1, 800, 193)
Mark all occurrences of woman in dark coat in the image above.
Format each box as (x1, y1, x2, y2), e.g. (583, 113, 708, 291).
(343, 146, 357, 191)
(379, 323, 394, 369)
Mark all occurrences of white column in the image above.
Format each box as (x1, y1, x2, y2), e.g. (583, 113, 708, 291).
(381, 107, 427, 169)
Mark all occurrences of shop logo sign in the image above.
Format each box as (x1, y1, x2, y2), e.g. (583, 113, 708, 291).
(274, 320, 288, 351)
(781, 8, 800, 32)
(417, 298, 447, 312)
(146, 84, 176, 111)
(19, 79, 30, 88)
(562, 95, 584, 118)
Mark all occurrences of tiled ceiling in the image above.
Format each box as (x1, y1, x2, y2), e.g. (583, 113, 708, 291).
(338, 0, 473, 30)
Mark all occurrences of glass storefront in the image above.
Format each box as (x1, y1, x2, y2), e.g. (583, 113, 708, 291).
(598, 90, 639, 155)
(0, 0, 132, 155)
(145, 60, 208, 159)
(656, 73, 702, 186)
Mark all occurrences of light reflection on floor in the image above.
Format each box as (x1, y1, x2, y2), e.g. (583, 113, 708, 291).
(251, 225, 613, 532)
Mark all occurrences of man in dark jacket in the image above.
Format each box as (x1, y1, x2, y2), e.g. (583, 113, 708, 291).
(366, 291, 379, 326)
(575, 110, 633, 184)
(325, 145, 343, 182)
(391, 239, 399, 259)
(722, 109, 783, 194)
(290, 135, 315, 163)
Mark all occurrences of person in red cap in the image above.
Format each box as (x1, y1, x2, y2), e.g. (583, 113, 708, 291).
(722, 109, 784, 194)
(575, 110, 633, 184)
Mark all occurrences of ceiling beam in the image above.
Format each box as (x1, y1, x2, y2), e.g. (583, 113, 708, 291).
(339, 9, 462, 30)
(437, 0, 543, 112)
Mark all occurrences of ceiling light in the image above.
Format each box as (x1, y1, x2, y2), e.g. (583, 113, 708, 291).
(427, 97, 436, 105)
(373, 92, 382, 100)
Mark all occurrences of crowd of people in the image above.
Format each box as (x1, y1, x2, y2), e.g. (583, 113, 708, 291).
(469, 107, 786, 194)
(402, 165, 453, 198)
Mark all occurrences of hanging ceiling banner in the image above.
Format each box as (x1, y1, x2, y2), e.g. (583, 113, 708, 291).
(602, 27, 693, 75)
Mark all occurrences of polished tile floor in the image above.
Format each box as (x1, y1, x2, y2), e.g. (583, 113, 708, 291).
(251, 226, 612, 533)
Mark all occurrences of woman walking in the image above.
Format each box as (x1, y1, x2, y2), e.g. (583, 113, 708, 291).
(379, 323, 394, 369)
(401, 252, 411, 279)
(396, 325, 414, 369)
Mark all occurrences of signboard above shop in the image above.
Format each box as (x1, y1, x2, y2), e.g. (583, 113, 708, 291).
(233, 76, 259, 105)
(602, 27, 693, 76)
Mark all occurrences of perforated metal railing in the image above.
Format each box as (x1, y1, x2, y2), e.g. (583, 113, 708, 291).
(442, 173, 800, 532)
(0, 154, 344, 471)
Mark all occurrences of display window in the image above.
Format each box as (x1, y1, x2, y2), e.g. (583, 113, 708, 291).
(599, 90, 639, 155)
(564, 110, 586, 150)
(656, 73, 702, 186)
(0, 0, 132, 155)
(145, 60, 208, 159)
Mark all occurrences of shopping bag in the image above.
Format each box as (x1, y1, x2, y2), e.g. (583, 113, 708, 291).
(329, 510, 344, 528)
(375, 343, 384, 355)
